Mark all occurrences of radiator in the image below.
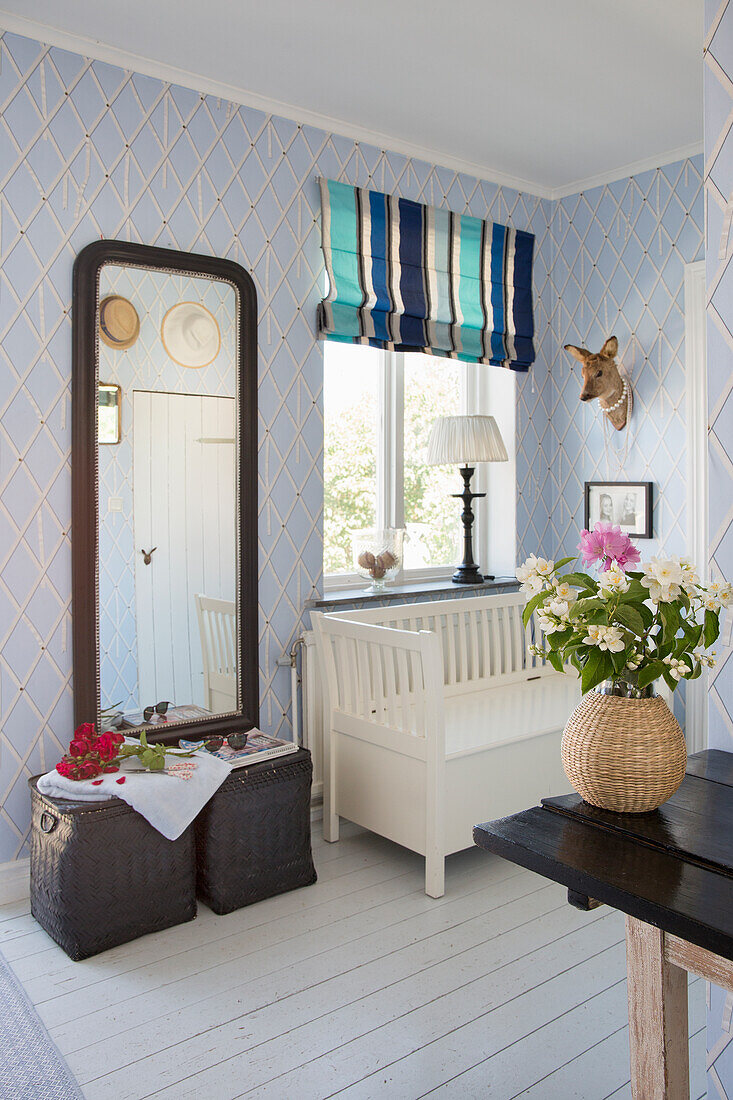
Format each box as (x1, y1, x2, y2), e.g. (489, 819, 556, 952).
(294, 631, 323, 802)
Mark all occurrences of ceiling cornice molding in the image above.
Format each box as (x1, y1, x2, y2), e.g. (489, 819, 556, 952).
(550, 142, 704, 200)
(0, 10, 703, 208)
(0, 10, 556, 199)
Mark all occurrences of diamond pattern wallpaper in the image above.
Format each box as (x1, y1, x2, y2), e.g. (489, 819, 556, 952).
(0, 26, 705, 861)
(705, 0, 733, 1094)
(0, 29, 558, 860)
(537, 159, 704, 562)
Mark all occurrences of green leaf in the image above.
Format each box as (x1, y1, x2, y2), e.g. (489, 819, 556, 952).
(704, 608, 720, 648)
(547, 627, 573, 651)
(611, 648, 628, 674)
(638, 660, 665, 689)
(559, 572, 596, 591)
(581, 648, 602, 694)
(583, 608, 609, 626)
(574, 597, 605, 614)
(654, 638, 674, 661)
(149, 755, 165, 771)
(553, 556, 576, 572)
(689, 663, 702, 680)
(659, 603, 680, 644)
(662, 668, 678, 693)
(637, 603, 655, 630)
(547, 650, 564, 673)
(681, 620, 703, 649)
(612, 604, 645, 635)
(522, 590, 547, 627)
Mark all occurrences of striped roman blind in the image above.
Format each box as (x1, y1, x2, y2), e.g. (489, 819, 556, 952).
(317, 178, 535, 371)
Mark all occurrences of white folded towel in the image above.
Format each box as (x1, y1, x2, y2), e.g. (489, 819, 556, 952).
(36, 750, 231, 841)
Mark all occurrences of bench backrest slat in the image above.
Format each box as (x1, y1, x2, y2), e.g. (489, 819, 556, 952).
(318, 592, 548, 693)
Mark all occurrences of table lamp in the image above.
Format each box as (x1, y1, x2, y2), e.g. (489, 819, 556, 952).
(426, 414, 508, 584)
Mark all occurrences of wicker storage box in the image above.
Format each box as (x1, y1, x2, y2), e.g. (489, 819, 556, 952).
(195, 748, 316, 914)
(28, 779, 197, 960)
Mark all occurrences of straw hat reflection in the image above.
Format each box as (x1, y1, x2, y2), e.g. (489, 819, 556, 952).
(99, 296, 140, 350)
(161, 302, 221, 369)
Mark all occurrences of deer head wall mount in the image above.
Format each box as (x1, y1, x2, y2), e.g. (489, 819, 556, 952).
(563, 336, 631, 431)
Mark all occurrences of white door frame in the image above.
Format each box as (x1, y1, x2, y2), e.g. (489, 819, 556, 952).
(684, 260, 708, 753)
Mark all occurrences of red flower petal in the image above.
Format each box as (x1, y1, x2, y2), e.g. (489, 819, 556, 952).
(115, 776, 126, 784)
(91, 779, 103, 786)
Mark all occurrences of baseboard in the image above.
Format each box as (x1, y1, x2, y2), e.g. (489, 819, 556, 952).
(0, 857, 29, 874)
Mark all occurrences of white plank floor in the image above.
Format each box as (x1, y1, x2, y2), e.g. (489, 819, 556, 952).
(0, 823, 706, 1100)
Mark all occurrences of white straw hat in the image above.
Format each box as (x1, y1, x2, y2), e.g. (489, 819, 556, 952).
(99, 296, 140, 350)
(161, 302, 221, 369)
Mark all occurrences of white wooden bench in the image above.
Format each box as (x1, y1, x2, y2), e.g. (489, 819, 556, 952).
(312, 592, 581, 898)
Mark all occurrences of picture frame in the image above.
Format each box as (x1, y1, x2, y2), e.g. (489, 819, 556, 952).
(98, 382, 121, 444)
(584, 481, 653, 539)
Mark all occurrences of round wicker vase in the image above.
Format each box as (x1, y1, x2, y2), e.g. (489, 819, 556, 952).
(561, 685, 686, 813)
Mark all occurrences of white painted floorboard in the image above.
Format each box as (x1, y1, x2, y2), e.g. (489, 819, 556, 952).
(0, 825, 707, 1099)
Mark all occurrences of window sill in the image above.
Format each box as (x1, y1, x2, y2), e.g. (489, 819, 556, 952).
(305, 575, 519, 610)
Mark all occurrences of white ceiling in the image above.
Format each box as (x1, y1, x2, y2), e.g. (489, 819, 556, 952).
(0, 0, 704, 196)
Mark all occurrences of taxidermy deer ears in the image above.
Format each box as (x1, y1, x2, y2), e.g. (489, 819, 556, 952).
(563, 337, 619, 363)
(563, 344, 590, 363)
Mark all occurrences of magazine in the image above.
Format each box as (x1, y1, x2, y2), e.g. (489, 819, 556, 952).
(179, 729, 299, 768)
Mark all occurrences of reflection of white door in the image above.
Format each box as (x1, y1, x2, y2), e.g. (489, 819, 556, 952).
(133, 391, 236, 710)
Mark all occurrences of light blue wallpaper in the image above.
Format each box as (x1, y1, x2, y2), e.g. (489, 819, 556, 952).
(545, 159, 704, 560)
(0, 26, 708, 862)
(0, 29, 554, 859)
(705, 0, 733, 1093)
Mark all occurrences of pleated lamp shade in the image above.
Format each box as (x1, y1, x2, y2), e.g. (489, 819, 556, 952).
(426, 415, 508, 466)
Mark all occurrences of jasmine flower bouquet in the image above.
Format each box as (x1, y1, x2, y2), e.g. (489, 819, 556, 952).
(517, 521, 729, 695)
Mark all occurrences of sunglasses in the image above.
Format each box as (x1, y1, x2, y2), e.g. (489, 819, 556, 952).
(204, 733, 249, 753)
(143, 701, 172, 722)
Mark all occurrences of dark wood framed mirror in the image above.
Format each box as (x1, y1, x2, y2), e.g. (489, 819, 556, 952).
(72, 240, 258, 743)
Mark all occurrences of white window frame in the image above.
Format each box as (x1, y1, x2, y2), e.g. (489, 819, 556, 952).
(323, 346, 516, 592)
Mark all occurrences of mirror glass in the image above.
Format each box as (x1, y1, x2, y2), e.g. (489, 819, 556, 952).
(96, 263, 239, 729)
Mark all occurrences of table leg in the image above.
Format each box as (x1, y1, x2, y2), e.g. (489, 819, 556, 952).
(625, 916, 689, 1099)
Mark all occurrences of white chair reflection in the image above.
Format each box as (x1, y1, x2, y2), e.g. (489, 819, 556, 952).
(195, 594, 237, 713)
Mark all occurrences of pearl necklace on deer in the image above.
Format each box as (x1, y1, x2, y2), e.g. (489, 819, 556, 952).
(601, 377, 627, 415)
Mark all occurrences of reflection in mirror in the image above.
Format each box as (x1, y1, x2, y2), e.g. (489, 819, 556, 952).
(98, 383, 121, 444)
(97, 264, 238, 729)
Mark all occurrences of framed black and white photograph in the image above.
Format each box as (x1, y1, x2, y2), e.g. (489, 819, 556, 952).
(584, 481, 653, 538)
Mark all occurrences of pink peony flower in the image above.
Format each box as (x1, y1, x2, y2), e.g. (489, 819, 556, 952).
(578, 522, 641, 572)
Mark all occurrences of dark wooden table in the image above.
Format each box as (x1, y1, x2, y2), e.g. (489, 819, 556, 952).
(474, 749, 733, 1100)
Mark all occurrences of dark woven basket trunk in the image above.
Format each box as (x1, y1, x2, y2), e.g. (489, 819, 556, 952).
(195, 748, 317, 914)
(28, 779, 197, 960)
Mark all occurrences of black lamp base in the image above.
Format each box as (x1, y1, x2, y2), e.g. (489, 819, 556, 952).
(451, 465, 486, 585)
(452, 563, 484, 585)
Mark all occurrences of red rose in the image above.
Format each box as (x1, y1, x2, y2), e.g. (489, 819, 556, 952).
(110, 732, 124, 746)
(74, 722, 96, 740)
(94, 734, 118, 761)
(69, 739, 90, 757)
(56, 758, 73, 777)
(75, 761, 102, 780)
(102, 764, 119, 773)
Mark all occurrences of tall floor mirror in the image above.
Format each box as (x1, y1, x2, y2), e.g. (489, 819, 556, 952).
(72, 240, 258, 742)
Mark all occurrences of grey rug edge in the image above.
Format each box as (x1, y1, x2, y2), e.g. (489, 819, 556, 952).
(0, 947, 85, 1100)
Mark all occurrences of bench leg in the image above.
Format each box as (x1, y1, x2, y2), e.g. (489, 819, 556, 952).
(425, 852, 445, 898)
(322, 723, 340, 843)
(324, 809, 340, 843)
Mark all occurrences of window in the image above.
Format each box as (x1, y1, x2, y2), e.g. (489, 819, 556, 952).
(323, 342, 517, 588)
